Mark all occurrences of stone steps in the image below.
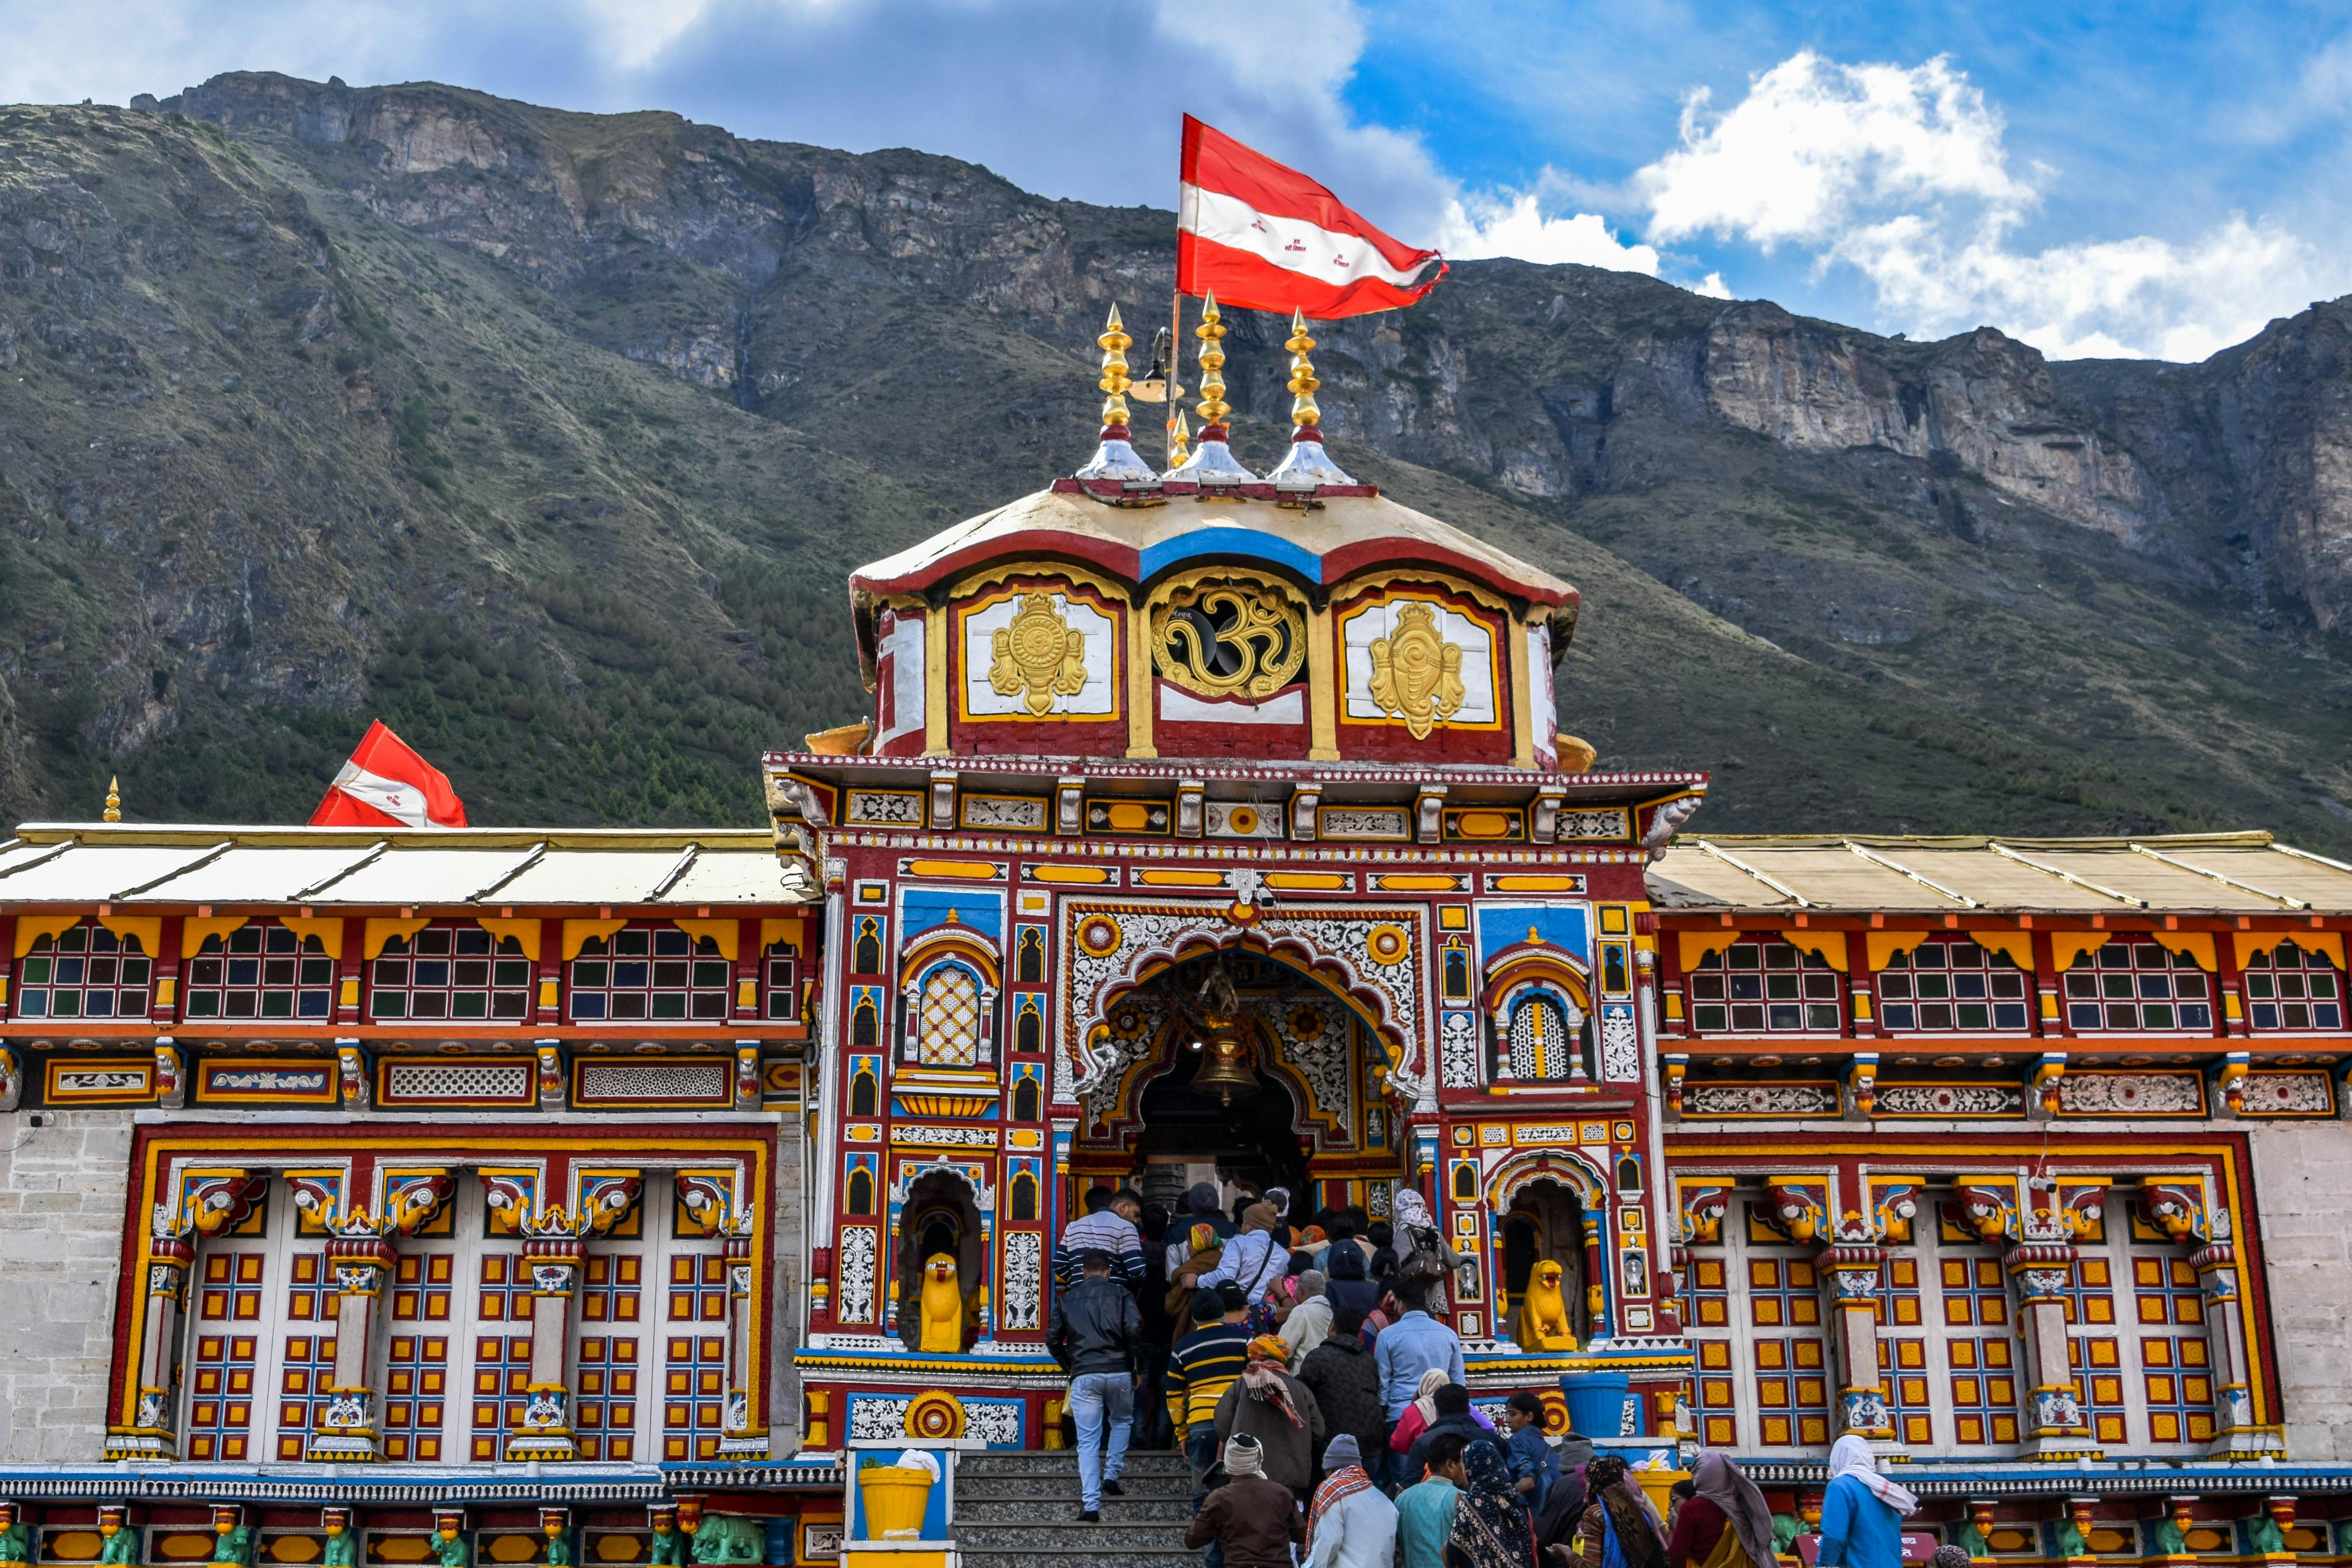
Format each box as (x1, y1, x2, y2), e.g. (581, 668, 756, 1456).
(955, 1494, 1193, 1523)
(950, 1449, 1198, 1565)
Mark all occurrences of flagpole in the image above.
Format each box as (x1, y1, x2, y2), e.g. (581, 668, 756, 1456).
(1170, 117, 1185, 470)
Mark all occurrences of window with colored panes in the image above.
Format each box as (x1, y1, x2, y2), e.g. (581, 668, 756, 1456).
(16, 922, 151, 1019)
(763, 940, 799, 1020)
(1933, 1217, 2019, 1448)
(2063, 944, 2213, 1032)
(1686, 941, 1840, 1033)
(1876, 941, 2030, 1032)
(569, 926, 729, 1021)
(1876, 1252, 1934, 1447)
(183, 923, 334, 1020)
(2130, 1247, 2216, 1447)
(2241, 944, 2345, 1032)
(372, 926, 532, 1020)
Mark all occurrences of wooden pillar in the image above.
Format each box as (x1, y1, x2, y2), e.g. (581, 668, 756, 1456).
(720, 1235, 766, 1454)
(308, 1237, 397, 1460)
(2007, 1243, 2096, 1459)
(111, 1237, 193, 1458)
(1821, 1245, 1893, 1444)
(505, 1239, 582, 1460)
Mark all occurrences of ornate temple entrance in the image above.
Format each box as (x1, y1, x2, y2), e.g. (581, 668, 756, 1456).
(1073, 948, 1407, 1229)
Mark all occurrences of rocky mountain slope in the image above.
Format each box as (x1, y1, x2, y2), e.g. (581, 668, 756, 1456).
(0, 71, 2348, 847)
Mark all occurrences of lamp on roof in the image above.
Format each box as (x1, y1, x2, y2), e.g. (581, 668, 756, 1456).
(1162, 291, 1258, 482)
(1268, 308, 1355, 487)
(1074, 304, 1157, 482)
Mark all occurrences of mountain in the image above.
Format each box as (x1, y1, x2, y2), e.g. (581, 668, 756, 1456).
(0, 70, 2349, 848)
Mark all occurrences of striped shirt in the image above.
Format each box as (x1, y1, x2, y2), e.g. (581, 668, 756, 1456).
(1053, 1208, 1144, 1288)
(1166, 1321, 1252, 1433)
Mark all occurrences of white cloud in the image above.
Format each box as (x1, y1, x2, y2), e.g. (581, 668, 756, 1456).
(1693, 271, 1731, 299)
(1439, 194, 1659, 275)
(1631, 48, 2339, 360)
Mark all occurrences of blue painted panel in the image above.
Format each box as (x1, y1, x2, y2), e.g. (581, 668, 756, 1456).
(1476, 903, 1591, 964)
(900, 886, 1003, 941)
(1137, 526, 1324, 583)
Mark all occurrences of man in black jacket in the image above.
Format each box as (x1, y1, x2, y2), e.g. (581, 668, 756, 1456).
(1296, 1306, 1384, 1470)
(1048, 1249, 1142, 1521)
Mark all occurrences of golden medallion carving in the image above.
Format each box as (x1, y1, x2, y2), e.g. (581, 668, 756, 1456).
(1150, 581, 1306, 700)
(989, 592, 1088, 715)
(1367, 602, 1466, 739)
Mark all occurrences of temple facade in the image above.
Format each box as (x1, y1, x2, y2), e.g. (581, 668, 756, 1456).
(3, 306, 2352, 1565)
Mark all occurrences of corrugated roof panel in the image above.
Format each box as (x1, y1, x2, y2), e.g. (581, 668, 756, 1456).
(2021, 847, 2282, 911)
(1874, 848, 2124, 909)
(493, 852, 674, 905)
(0, 844, 224, 902)
(122, 845, 383, 904)
(2175, 846, 2352, 912)
(659, 852, 808, 905)
(312, 849, 544, 905)
(1643, 848, 1793, 907)
(1726, 846, 1965, 908)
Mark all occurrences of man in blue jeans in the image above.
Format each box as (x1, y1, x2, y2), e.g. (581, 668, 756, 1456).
(1047, 1248, 1142, 1521)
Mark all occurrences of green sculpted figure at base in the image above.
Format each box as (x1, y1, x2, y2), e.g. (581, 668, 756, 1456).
(647, 1526, 685, 1567)
(0, 1526, 27, 1565)
(546, 1531, 571, 1568)
(215, 1527, 257, 1567)
(435, 1531, 470, 1568)
(688, 1518, 762, 1566)
(100, 1529, 139, 1565)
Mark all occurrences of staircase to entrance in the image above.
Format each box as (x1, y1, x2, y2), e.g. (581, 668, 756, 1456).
(955, 1448, 1196, 1568)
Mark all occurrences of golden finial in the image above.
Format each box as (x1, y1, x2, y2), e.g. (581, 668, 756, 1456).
(1194, 291, 1230, 430)
(1169, 410, 1192, 469)
(1285, 309, 1321, 433)
(1097, 304, 1133, 432)
(103, 775, 121, 823)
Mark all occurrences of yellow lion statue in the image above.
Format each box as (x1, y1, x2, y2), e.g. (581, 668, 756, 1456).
(1517, 1259, 1577, 1351)
(918, 1252, 967, 1352)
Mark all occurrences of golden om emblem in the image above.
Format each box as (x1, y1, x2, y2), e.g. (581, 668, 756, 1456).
(989, 592, 1088, 715)
(1151, 581, 1306, 700)
(1367, 601, 1465, 739)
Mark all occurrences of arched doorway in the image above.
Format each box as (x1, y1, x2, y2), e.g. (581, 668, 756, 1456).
(893, 1168, 985, 1352)
(1082, 948, 1389, 1234)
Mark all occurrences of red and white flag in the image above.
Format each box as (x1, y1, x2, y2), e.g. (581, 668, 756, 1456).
(309, 720, 468, 829)
(1178, 114, 1445, 318)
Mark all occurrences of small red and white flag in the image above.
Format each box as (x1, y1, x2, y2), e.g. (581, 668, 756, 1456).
(309, 720, 468, 829)
(1178, 114, 1445, 318)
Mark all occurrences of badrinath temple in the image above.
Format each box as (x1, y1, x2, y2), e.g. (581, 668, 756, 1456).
(0, 304, 2349, 1568)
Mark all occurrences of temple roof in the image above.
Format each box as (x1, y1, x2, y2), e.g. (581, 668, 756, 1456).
(1645, 831, 2352, 916)
(847, 485, 1578, 613)
(0, 825, 817, 907)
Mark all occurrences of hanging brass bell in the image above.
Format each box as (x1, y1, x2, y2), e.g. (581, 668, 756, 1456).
(1190, 1024, 1260, 1105)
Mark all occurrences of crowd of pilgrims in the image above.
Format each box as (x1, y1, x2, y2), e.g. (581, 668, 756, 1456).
(1045, 1183, 1939, 1568)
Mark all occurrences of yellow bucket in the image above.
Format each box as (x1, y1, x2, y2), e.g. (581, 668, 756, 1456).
(858, 1465, 936, 1540)
(1636, 1468, 1690, 1526)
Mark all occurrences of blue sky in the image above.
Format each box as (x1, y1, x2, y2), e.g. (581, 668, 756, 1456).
(7, 0, 2349, 360)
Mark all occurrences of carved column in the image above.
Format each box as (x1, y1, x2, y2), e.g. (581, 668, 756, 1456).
(1579, 1210, 1609, 1338)
(2006, 1243, 2095, 1459)
(109, 1236, 194, 1459)
(506, 1239, 583, 1460)
(2193, 1243, 2276, 1456)
(718, 1235, 767, 1455)
(1821, 1245, 1893, 1444)
(307, 1237, 397, 1460)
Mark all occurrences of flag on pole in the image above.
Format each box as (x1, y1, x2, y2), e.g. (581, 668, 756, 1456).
(309, 720, 468, 829)
(1178, 114, 1445, 318)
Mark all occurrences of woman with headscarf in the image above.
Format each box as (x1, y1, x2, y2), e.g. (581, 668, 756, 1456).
(1393, 1190, 1467, 1311)
(1164, 1221, 1225, 1347)
(1444, 1442, 1537, 1568)
(1212, 1333, 1328, 1498)
(1388, 1368, 1456, 1458)
(1306, 1435, 1400, 1568)
(1817, 1436, 1918, 1568)
(1572, 1455, 1668, 1568)
(1665, 1452, 1776, 1568)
